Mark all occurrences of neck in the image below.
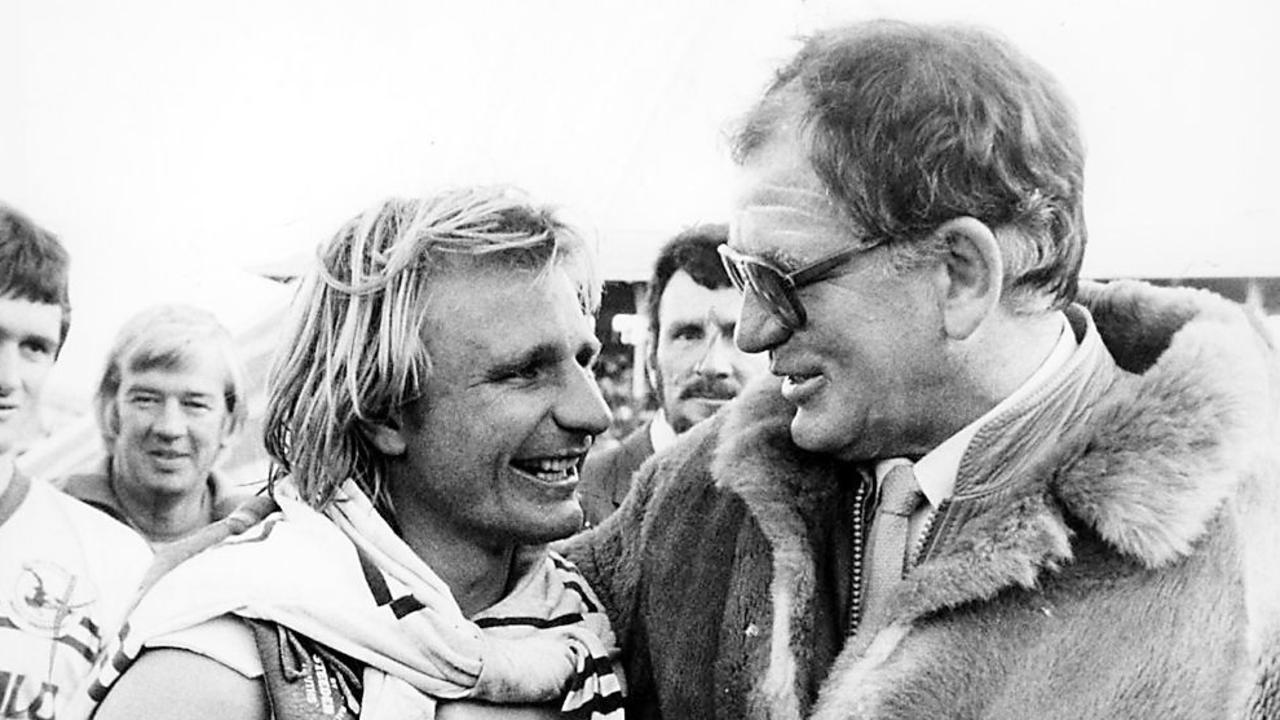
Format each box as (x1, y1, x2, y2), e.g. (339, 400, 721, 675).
(924, 310, 1066, 451)
(109, 460, 213, 543)
(396, 513, 517, 617)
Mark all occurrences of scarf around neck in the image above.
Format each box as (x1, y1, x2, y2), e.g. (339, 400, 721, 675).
(74, 479, 624, 719)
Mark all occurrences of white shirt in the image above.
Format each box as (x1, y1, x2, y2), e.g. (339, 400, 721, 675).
(648, 409, 678, 454)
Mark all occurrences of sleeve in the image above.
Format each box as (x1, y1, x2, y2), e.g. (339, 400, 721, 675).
(147, 615, 265, 679)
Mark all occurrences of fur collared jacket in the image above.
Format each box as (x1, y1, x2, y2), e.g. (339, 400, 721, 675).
(564, 280, 1280, 720)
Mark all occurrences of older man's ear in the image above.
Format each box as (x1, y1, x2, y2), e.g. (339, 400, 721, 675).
(930, 216, 1004, 341)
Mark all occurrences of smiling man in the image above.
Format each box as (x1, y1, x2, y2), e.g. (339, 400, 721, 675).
(566, 20, 1280, 719)
(61, 304, 249, 545)
(579, 225, 767, 526)
(83, 187, 625, 720)
(0, 203, 151, 720)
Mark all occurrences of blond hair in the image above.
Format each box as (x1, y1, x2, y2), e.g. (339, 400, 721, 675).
(95, 303, 247, 446)
(264, 186, 599, 511)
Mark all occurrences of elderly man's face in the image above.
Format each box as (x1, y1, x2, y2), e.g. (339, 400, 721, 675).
(729, 130, 951, 462)
(110, 347, 235, 499)
(391, 264, 611, 547)
(0, 295, 61, 456)
(652, 271, 767, 433)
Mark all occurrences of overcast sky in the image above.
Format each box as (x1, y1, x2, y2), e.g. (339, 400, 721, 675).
(3, 0, 1277, 404)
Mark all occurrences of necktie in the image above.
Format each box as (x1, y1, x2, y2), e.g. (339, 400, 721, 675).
(856, 462, 923, 640)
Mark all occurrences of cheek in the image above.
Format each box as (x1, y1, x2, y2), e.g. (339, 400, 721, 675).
(658, 348, 694, 382)
(115, 412, 149, 439)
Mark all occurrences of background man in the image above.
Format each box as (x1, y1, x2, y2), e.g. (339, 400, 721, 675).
(579, 224, 767, 526)
(61, 304, 249, 545)
(0, 203, 150, 719)
(567, 20, 1279, 719)
(84, 187, 624, 719)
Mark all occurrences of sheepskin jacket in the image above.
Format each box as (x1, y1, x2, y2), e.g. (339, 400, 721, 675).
(564, 280, 1280, 720)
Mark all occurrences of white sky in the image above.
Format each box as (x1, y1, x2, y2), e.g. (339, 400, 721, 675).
(2, 0, 1278, 404)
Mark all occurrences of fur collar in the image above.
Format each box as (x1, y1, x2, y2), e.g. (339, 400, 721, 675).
(709, 279, 1277, 717)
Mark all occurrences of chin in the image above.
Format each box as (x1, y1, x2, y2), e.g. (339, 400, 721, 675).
(789, 410, 849, 457)
(520, 503, 585, 544)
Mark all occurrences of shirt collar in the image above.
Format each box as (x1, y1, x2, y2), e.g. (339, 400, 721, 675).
(649, 410, 678, 453)
(908, 312, 1078, 509)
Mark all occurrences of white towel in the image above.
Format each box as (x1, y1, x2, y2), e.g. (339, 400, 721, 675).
(75, 479, 624, 719)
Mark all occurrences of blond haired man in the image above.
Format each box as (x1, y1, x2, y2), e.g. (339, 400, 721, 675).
(83, 187, 624, 720)
(62, 304, 249, 545)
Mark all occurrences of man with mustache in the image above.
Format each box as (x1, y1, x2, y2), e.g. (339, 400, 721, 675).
(578, 225, 767, 527)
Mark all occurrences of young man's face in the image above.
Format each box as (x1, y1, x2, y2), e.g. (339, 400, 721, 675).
(652, 271, 768, 433)
(109, 346, 236, 499)
(386, 264, 612, 548)
(0, 295, 62, 456)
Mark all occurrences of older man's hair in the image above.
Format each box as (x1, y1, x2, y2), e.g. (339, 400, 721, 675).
(0, 203, 72, 350)
(95, 304, 249, 445)
(264, 185, 599, 513)
(733, 20, 1086, 312)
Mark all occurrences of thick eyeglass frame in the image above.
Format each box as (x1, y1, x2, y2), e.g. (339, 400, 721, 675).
(717, 241, 879, 330)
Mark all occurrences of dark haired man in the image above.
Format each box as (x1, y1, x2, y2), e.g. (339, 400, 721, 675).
(567, 20, 1279, 719)
(578, 224, 766, 527)
(0, 204, 150, 719)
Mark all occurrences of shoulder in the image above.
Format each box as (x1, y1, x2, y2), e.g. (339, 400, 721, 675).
(93, 647, 268, 720)
(209, 472, 263, 522)
(11, 476, 151, 572)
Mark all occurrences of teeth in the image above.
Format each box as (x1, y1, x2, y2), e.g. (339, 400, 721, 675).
(531, 457, 577, 473)
(513, 456, 581, 482)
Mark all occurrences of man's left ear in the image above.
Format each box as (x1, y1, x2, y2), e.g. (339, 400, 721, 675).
(360, 417, 408, 457)
(219, 413, 243, 450)
(930, 217, 1003, 341)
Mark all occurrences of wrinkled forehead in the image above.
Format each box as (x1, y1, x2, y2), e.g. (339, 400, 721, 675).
(729, 137, 856, 266)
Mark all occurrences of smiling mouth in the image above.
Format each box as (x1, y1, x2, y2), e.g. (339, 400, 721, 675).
(510, 455, 584, 485)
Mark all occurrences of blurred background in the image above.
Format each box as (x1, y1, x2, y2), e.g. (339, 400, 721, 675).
(3, 0, 1277, 483)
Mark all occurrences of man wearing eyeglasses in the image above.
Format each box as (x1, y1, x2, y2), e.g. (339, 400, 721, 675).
(565, 19, 1279, 719)
(578, 225, 767, 528)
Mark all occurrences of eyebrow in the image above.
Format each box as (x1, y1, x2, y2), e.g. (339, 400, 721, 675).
(122, 382, 219, 397)
(729, 242, 807, 270)
(486, 344, 560, 379)
(482, 336, 600, 382)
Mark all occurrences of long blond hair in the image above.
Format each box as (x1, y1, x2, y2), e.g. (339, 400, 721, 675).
(264, 186, 599, 512)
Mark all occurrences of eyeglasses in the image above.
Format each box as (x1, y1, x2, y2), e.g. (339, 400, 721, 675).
(717, 242, 877, 330)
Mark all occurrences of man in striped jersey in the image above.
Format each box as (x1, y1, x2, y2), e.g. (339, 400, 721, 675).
(84, 187, 624, 720)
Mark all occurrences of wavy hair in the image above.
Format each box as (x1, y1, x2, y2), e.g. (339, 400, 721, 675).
(733, 20, 1086, 312)
(263, 185, 599, 512)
